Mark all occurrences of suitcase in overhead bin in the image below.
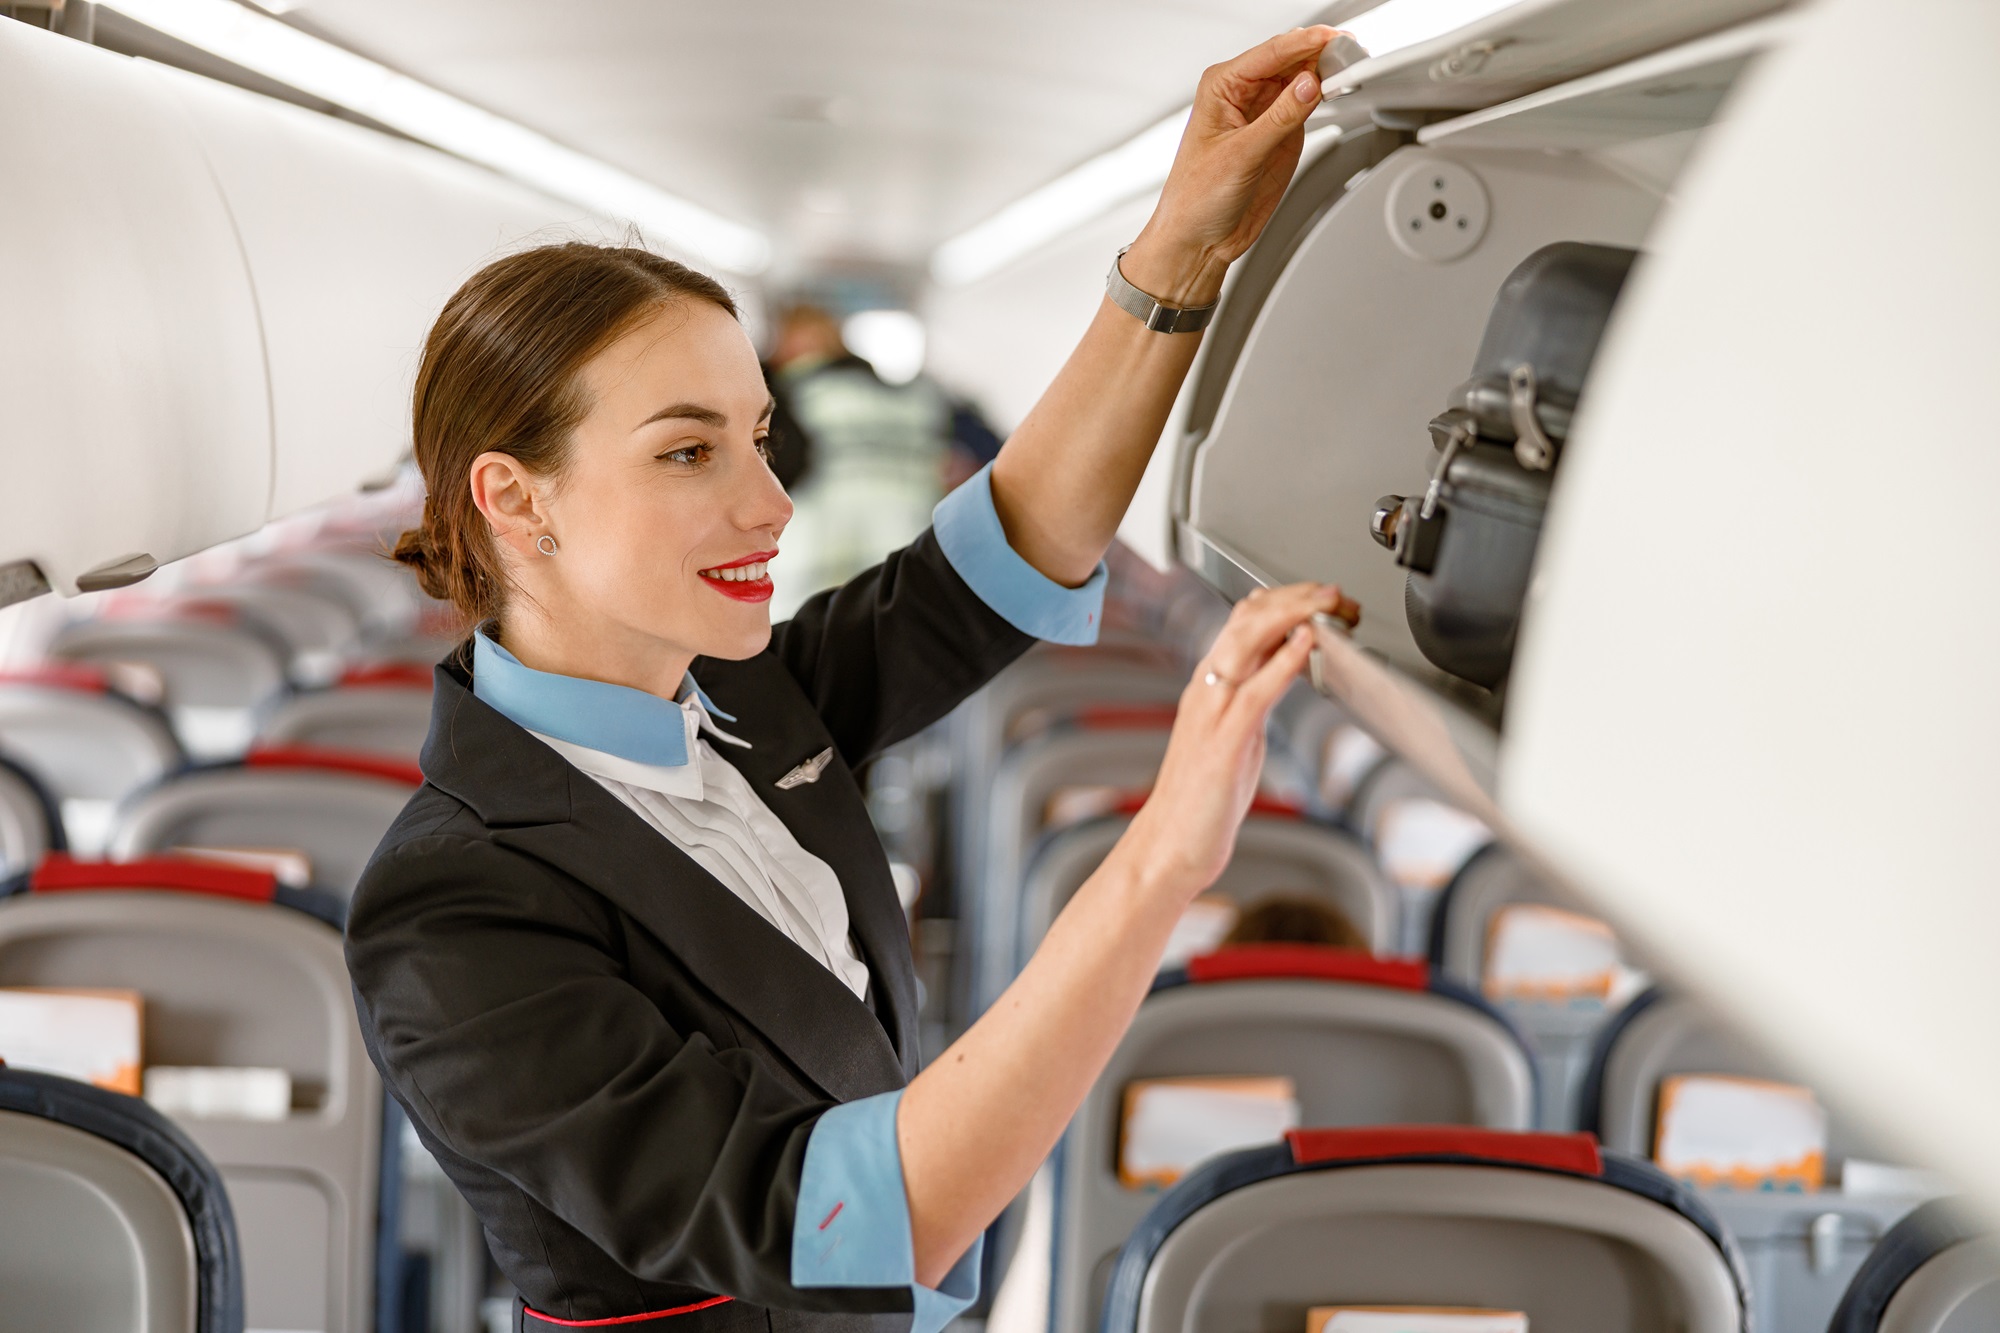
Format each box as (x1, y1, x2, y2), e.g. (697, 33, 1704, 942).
(1371, 241, 1639, 690)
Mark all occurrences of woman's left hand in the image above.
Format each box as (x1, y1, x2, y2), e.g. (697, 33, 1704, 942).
(1122, 26, 1343, 304)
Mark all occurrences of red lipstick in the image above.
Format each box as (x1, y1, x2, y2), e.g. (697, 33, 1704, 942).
(698, 550, 777, 603)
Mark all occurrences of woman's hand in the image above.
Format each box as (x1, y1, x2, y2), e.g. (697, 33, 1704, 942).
(1120, 26, 1344, 305)
(1121, 583, 1361, 899)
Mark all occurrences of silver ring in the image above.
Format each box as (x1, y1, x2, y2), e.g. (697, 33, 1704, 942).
(536, 535, 558, 556)
(1203, 670, 1233, 689)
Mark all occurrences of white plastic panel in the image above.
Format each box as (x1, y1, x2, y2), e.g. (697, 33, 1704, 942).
(149, 63, 606, 518)
(1503, 0, 2000, 1221)
(0, 22, 270, 594)
(1184, 143, 1658, 674)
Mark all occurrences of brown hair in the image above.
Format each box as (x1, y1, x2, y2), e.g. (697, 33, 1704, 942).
(393, 242, 738, 623)
(1224, 894, 1368, 951)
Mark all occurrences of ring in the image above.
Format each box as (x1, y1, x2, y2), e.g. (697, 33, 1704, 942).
(1203, 670, 1234, 689)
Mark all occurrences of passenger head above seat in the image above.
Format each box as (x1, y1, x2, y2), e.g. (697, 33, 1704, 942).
(1224, 893, 1367, 952)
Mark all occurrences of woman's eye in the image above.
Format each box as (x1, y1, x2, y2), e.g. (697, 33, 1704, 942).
(658, 443, 709, 467)
(754, 435, 774, 464)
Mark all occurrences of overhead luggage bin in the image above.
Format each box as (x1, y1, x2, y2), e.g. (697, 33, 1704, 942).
(1053, 947, 1536, 1333)
(108, 748, 422, 900)
(0, 755, 62, 881)
(0, 19, 269, 605)
(0, 673, 185, 852)
(0, 1065, 244, 1333)
(1101, 1125, 1746, 1333)
(1829, 1200, 2000, 1333)
(1581, 989, 1938, 1333)
(0, 860, 386, 1333)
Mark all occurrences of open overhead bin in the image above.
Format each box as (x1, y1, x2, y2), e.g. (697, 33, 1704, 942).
(1171, 0, 1802, 812)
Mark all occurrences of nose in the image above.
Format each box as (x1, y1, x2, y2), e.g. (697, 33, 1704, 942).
(732, 444, 793, 536)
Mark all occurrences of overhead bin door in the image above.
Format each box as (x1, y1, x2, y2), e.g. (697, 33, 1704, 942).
(0, 20, 270, 598)
(148, 62, 602, 518)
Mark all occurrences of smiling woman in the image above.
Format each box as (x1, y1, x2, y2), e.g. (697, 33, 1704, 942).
(348, 24, 1362, 1333)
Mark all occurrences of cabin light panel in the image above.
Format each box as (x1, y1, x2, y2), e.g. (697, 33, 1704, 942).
(98, 0, 772, 275)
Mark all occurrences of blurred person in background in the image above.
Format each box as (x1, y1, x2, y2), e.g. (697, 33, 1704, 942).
(769, 304, 1001, 612)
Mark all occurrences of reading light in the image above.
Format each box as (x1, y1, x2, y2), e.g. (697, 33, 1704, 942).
(102, 0, 772, 274)
(930, 0, 1523, 286)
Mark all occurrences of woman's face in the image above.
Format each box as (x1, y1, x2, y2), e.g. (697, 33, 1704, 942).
(533, 298, 792, 665)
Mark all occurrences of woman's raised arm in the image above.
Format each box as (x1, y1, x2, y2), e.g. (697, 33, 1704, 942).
(985, 26, 1341, 587)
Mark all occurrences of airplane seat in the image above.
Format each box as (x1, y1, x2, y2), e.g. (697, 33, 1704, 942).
(965, 723, 1175, 1020)
(1582, 988, 1939, 1333)
(0, 752, 64, 880)
(0, 856, 386, 1333)
(1829, 1200, 2000, 1333)
(1016, 808, 1398, 978)
(1431, 843, 1638, 1129)
(106, 745, 422, 900)
(1353, 763, 1493, 956)
(0, 669, 186, 853)
(1099, 1126, 1748, 1333)
(0, 1064, 245, 1333)
(178, 583, 365, 689)
(47, 612, 292, 760)
(1050, 946, 1538, 1333)
(256, 664, 435, 761)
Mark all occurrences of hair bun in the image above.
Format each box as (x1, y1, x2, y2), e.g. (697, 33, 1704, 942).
(391, 526, 454, 602)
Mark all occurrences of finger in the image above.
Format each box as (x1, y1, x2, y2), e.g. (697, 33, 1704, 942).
(1228, 623, 1315, 723)
(1214, 25, 1338, 85)
(1205, 583, 1342, 681)
(1234, 60, 1321, 154)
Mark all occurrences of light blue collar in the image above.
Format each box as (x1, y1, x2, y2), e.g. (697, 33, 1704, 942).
(471, 630, 737, 770)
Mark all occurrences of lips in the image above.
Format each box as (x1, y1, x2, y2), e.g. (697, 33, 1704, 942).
(698, 551, 777, 604)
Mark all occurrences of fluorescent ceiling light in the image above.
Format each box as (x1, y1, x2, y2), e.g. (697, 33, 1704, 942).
(843, 310, 927, 386)
(930, 0, 1521, 287)
(103, 0, 771, 274)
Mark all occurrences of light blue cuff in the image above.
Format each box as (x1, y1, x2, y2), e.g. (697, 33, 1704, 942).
(932, 464, 1106, 646)
(793, 1090, 982, 1333)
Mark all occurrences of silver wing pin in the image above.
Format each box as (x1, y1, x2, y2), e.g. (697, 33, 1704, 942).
(775, 746, 835, 790)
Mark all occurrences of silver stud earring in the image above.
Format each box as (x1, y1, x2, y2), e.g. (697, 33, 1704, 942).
(536, 535, 559, 556)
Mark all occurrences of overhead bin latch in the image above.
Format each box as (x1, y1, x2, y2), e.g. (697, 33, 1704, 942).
(1508, 364, 1559, 471)
(74, 552, 159, 593)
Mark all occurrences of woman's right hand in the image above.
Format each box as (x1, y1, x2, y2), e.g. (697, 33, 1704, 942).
(1121, 583, 1360, 901)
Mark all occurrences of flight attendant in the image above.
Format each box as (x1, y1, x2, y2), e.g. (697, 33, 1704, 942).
(347, 27, 1360, 1333)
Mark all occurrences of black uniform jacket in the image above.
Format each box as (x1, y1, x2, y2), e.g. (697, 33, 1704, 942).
(345, 530, 1035, 1329)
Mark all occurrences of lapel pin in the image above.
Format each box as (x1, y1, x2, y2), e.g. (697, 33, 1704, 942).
(775, 747, 834, 790)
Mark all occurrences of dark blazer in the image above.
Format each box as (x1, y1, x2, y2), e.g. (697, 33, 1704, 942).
(346, 531, 1034, 1329)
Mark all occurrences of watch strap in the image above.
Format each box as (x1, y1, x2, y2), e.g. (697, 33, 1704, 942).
(1106, 245, 1218, 334)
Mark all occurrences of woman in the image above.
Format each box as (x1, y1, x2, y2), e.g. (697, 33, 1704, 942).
(348, 27, 1360, 1333)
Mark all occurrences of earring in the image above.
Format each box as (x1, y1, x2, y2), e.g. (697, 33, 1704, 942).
(536, 534, 559, 556)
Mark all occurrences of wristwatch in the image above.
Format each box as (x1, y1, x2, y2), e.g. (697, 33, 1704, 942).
(1106, 245, 1219, 334)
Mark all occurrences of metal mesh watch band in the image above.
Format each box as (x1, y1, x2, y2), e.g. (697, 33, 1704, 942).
(1106, 245, 1218, 334)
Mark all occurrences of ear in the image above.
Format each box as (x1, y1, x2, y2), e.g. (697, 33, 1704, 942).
(468, 452, 551, 557)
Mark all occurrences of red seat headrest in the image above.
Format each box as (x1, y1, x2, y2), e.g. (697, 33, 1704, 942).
(30, 852, 278, 904)
(1287, 1126, 1602, 1176)
(1186, 944, 1426, 990)
(244, 746, 423, 787)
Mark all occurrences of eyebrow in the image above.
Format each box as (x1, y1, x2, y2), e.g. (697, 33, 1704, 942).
(637, 396, 777, 431)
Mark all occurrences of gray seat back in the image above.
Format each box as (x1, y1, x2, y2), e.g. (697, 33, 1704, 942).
(969, 727, 1171, 1016)
(1116, 1156, 1743, 1333)
(256, 688, 433, 761)
(0, 890, 379, 1333)
(0, 755, 60, 878)
(1053, 976, 1536, 1333)
(0, 1110, 200, 1332)
(109, 765, 415, 898)
(1019, 814, 1398, 972)
(1831, 1201, 2000, 1333)
(49, 619, 290, 760)
(183, 586, 362, 688)
(0, 683, 183, 852)
(1586, 990, 1925, 1333)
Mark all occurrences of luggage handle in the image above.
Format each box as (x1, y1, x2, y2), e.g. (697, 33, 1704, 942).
(1509, 363, 1558, 471)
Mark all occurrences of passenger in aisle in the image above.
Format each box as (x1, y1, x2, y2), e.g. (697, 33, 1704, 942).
(1224, 893, 1367, 951)
(346, 25, 1361, 1332)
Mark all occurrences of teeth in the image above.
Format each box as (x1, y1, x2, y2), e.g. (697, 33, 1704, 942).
(703, 560, 769, 582)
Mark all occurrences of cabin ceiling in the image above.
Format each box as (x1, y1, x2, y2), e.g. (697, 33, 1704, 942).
(284, 0, 1323, 287)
